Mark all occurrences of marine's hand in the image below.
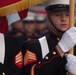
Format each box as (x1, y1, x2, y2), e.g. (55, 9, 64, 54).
(65, 54, 76, 75)
(58, 27, 76, 52)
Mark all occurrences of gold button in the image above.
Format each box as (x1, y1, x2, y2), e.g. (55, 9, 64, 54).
(38, 61, 41, 64)
(27, 38, 31, 41)
(2, 72, 5, 75)
(66, 72, 69, 75)
(57, 38, 60, 41)
(53, 52, 56, 55)
(45, 56, 49, 60)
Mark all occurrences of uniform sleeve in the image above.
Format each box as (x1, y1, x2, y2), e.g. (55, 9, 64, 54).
(0, 50, 23, 75)
(22, 43, 67, 75)
(0, 36, 23, 75)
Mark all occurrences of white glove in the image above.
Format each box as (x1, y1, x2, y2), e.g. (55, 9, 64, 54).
(65, 54, 76, 75)
(58, 27, 76, 52)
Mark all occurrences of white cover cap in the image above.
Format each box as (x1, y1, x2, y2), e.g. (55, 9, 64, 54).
(23, 11, 36, 21)
(36, 14, 45, 21)
(46, 0, 69, 7)
(6, 13, 20, 26)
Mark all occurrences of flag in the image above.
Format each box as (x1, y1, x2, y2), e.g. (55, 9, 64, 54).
(0, 0, 46, 16)
(0, 0, 46, 34)
(0, 9, 28, 34)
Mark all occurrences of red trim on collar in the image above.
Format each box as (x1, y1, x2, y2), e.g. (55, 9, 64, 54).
(47, 36, 58, 43)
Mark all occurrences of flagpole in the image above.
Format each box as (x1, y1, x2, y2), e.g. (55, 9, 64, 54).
(67, 0, 75, 75)
(69, 0, 75, 54)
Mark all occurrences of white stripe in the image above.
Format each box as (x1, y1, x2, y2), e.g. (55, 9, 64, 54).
(6, 13, 20, 26)
(39, 36, 49, 59)
(0, 33, 5, 64)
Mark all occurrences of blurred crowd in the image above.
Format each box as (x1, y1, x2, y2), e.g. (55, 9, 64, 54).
(6, 11, 50, 44)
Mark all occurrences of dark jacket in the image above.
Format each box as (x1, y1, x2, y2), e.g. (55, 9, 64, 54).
(22, 31, 67, 75)
(0, 35, 23, 75)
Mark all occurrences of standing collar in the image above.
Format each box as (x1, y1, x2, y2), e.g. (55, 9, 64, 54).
(47, 31, 61, 42)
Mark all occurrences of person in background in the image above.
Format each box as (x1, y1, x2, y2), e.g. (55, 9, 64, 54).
(7, 20, 24, 37)
(35, 14, 50, 38)
(16, 11, 37, 45)
(22, 11, 37, 41)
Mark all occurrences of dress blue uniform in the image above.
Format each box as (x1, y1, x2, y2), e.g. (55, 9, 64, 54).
(0, 34, 22, 75)
(22, 32, 67, 75)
